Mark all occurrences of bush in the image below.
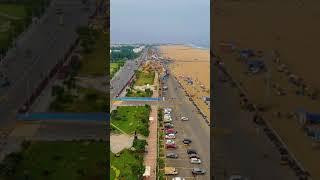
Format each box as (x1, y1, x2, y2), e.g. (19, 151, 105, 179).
(133, 139, 147, 153)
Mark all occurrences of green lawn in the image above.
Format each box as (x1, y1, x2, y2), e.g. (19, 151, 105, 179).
(50, 87, 108, 112)
(110, 139, 146, 180)
(111, 106, 150, 136)
(110, 61, 124, 78)
(0, 141, 106, 180)
(78, 32, 107, 76)
(134, 71, 155, 86)
(0, 4, 26, 18)
(126, 88, 153, 97)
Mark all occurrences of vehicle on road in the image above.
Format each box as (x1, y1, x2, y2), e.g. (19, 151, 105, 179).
(187, 149, 197, 154)
(166, 144, 177, 149)
(181, 117, 189, 121)
(190, 158, 201, 164)
(165, 167, 178, 175)
(166, 153, 178, 159)
(189, 153, 200, 159)
(166, 129, 177, 134)
(229, 175, 249, 180)
(192, 168, 206, 175)
(166, 139, 175, 145)
(182, 138, 192, 145)
(164, 108, 172, 113)
(165, 134, 176, 139)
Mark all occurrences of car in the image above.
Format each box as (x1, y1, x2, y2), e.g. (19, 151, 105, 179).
(182, 139, 192, 144)
(172, 177, 185, 180)
(166, 129, 177, 134)
(181, 117, 189, 121)
(164, 123, 174, 128)
(229, 175, 249, 180)
(187, 149, 197, 154)
(166, 153, 178, 159)
(192, 168, 206, 175)
(166, 139, 175, 145)
(189, 154, 200, 159)
(190, 158, 201, 164)
(166, 144, 176, 149)
(165, 134, 176, 139)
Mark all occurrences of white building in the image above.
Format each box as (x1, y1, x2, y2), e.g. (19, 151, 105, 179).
(133, 46, 145, 53)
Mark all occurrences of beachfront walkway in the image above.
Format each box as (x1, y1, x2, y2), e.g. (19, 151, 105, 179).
(143, 72, 159, 179)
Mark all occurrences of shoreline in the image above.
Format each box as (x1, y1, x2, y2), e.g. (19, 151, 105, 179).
(160, 44, 210, 120)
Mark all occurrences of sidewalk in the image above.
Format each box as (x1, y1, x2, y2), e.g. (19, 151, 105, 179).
(144, 106, 158, 180)
(143, 71, 159, 179)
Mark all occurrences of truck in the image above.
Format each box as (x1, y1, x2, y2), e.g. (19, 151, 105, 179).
(165, 167, 178, 175)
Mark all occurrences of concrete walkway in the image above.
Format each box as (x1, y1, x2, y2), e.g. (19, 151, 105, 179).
(143, 71, 159, 179)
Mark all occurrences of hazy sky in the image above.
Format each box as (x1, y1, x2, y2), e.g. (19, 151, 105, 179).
(111, 0, 210, 47)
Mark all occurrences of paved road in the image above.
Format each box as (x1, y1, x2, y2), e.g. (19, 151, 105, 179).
(212, 66, 297, 180)
(164, 74, 210, 179)
(0, 0, 95, 127)
(110, 49, 147, 99)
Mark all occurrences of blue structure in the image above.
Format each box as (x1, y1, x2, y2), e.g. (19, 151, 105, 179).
(113, 97, 162, 101)
(17, 113, 109, 121)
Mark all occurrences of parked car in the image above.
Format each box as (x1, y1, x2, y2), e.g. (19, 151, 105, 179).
(189, 154, 200, 159)
(166, 144, 177, 149)
(165, 134, 176, 139)
(190, 158, 201, 164)
(182, 139, 192, 145)
(181, 117, 189, 121)
(164, 123, 174, 128)
(166, 153, 178, 159)
(187, 149, 197, 154)
(192, 168, 206, 175)
(172, 177, 185, 180)
(166, 139, 175, 145)
(166, 129, 177, 134)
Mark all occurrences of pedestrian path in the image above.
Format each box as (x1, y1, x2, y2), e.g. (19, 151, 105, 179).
(143, 105, 157, 179)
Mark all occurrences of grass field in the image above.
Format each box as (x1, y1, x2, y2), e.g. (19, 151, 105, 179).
(0, 141, 106, 180)
(78, 32, 107, 77)
(110, 61, 125, 78)
(111, 106, 150, 136)
(0, 4, 26, 18)
(126, 88, 153, 97)
(110, 139, 146, 180)
(50, 87, 108, 112)
(134, 71, 155, 86)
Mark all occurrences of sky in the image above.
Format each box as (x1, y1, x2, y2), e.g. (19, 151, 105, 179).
(110, 0, 210, 47)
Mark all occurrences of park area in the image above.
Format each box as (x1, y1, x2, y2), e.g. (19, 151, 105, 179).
(110, 139, 147, 180)
(110, 61, 124, 78)
(0, 141, 106, 180)
(133, 70, 155, 86)
(111, 105, 151, 136)
(0, 1, 49, 50)
(49, 86, 107, 112)
(78, 31, 107, 77)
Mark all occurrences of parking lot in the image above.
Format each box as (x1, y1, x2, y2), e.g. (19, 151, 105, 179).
(160, 74, 210, 180)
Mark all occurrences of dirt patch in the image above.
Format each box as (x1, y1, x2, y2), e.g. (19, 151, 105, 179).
(110, 134, 134, 154)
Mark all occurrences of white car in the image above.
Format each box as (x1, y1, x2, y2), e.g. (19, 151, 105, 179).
(190, 158, 201, 164)
(166, 139, 175, 145)
(172, 177, 185, 180)
(181, 117, 189, 121)
(165, 134, 176, 139)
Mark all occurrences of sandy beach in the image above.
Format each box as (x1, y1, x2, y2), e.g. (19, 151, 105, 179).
(213, 0, 320, 178)
(160, 45, 210, 120)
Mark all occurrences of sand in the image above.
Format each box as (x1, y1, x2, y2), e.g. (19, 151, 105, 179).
(213, 0, 320, 178)
(160, 45, 210, 120)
